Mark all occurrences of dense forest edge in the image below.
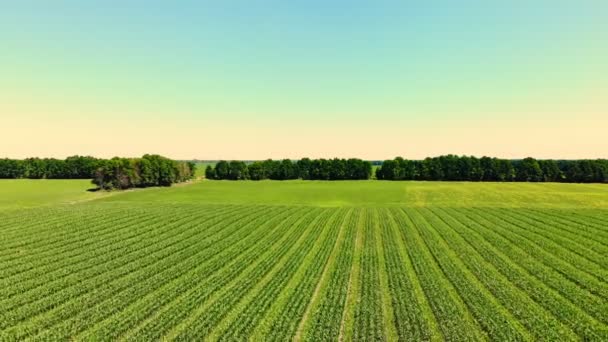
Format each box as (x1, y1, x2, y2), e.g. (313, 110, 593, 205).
(205, 158, 372, 180)
(376, 156, 608, 183)
(206, 156, 608, 183)
(0, 155, 196, 190)
(1, 155, 607, 186)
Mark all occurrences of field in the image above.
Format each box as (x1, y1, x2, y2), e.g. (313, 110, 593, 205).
(0, 179, 106, 209)
(1, 180, 607, 340)
(194, 162, 216, 178)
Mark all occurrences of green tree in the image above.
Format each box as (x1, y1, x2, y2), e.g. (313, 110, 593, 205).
(539, 160, 562, 182)
(516, 157, 543, 182)
(205, 165, 216, 180)
(214, 161, 230, 180)
(247, 162, 265, 180)
(228, 161, 249, 180)
(297, 158, 312, 180)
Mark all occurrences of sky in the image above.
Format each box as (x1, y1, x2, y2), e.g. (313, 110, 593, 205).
(1, 1, 606, 160)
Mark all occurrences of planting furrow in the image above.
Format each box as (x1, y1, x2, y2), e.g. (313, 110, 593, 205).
(0, 205, 241, 304)
(0, 206, 88, 238)
(223, 209, 349, 341)
(0, 206, 279, 339)
(79, 206, 310, 341)
(352, 209, 387, 341)
(0, 205, 247, 306)
(527, 209, 608, 241)
(0, 204, 142, 255)
(0, 205, 164, 271)
(432, 207, 578, 339)
(0, 211, 132, 265)
(502, 208, 608, 257)
(379, 208, 441, 341)
(0, 206, 234, 277)
(424, 208, 543, 340)
(0, 203, 226, 246)
(142, 207, 319, 341)
(0, 206, 200, 287)
(524, 208, 608, 247)
(481, 209, 608, 297)
(371, 208, 399, 341)
(0, 208, 214, 328)
(26, 206, 289, 341)
(338, 209, 364, 342)
(559, 209, 608, 228)
(0, 205, 124, 236)
(302, 209, 360, 341)
(407, 208, 528, 340)
(393, 208, 486, 341)
(0, 207, 61, 229)
(291, 209, 354, 342)
(453, 208, 608, 339)
(170, 208, 337, 340)
(0, 211, 157, 278)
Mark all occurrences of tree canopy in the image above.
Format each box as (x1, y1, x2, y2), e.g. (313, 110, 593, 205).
(376, 155, 608, 183)
(206, 158, 372, 181)
(92, 155, 195, 190)
(0, 155, 195, 190)
(0, 156, 101, 179)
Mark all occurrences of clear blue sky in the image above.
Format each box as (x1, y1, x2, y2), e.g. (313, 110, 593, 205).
(1, 1, 606, 159)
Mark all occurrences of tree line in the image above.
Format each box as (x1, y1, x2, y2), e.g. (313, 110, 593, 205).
(92, 155, 195, 189)
(376, 155, 608, 183)
(205, 158, 372, 180)
(3, 154, 606, 185)
(0, 156, 101, 179)
(0, 155, 195, 189)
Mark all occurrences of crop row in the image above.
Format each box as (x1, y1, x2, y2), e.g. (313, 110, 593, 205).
(0, 205, 606, 340)
(245, 208, 350, 341)
(351, 209, 386, 341)
(301, 209, 360, 341)
(0, 205, 239, 298)
(120, 206, 318, 341)
(42, 206, 295, 341)
(441, 207, 608, 339)
(173, 208, 337, 340)
(0, 205, 286, 339)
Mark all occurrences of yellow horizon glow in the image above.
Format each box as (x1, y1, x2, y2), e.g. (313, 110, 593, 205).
(2, 106, 606, 160)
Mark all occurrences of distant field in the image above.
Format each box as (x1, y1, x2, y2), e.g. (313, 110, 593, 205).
(103, 180, 608, 209)
(0, 180, 607, 340)
(194, 162, 215, 178)
(0, 179, 107, 209)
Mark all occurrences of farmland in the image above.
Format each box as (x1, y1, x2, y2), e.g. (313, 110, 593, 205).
(0, 179, 105, 209)
(0, 180, 607, 340)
